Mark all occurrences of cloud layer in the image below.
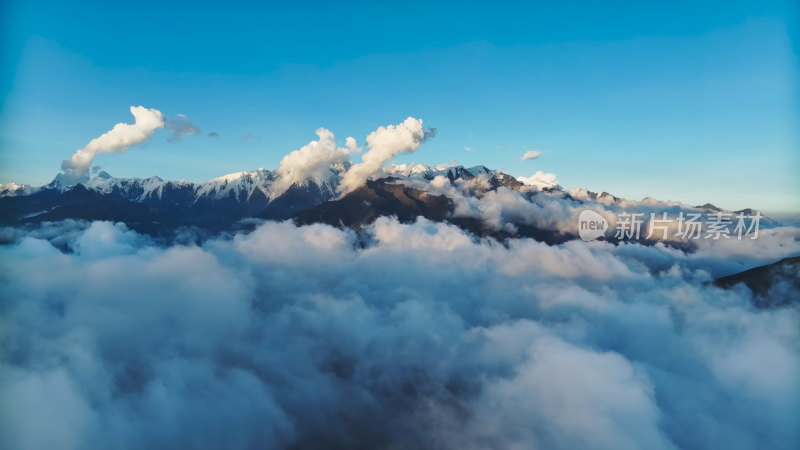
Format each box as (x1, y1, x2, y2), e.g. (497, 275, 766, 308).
(0, 218, 797, 449)
(61, 106, 165, 184)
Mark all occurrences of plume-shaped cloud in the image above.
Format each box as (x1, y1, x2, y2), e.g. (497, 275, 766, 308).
(272, 128, 359, 197)
(60, 106, 165, 184)
(338, 117, 426, 195)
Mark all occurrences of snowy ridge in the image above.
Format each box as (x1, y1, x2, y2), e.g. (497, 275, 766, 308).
(81, 170, 279, 203)
(13, 165, 349, 204)
(382, 163, 496, 180)
(194, 169, 275, 202)
(84, 172, 172, 201)
(381, 163, 523, 190)
(1, 163, 781, 235)
(2, 162, 520, 202)
(4, 163, 768, 227)
(0, 182, 36, 197)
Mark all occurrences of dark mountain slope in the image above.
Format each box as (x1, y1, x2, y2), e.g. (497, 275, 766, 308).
(260, 182, 338, 220)
(9, 185, 183, 235)
(292, 178, 576, 244)
(293, 179, 453, 230)
(715, 256, 800, 308)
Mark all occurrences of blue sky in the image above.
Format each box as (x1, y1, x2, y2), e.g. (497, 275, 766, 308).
(1, 0, 798, 213)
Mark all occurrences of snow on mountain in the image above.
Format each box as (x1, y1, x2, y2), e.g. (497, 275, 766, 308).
(82, 172, 173, 201)
(517, 171, 559, 190)
(34, 164, 348, 205)
(189, 163, 346, 203)
(194, 169, 275, 201)
(381, 162, 437, 177)
(0, 162, 527, 202)
(384, 163, 496, 181)
(78, 170, 275, 204)
(3, 163, 777, 231)
(382, 163, 523, 192)
(1, 162, 784, 241)
(0, 182, 36, 197)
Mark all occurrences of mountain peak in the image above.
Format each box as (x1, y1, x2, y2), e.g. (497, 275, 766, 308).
(696, 203, 722, 212)
(466, 165, 491, 176)
(49, 172, 82, 189)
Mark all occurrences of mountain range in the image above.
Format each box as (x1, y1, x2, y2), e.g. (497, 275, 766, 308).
(0, 164, 527, 234)
(0, 163, 777, 244)
(2, 163, 796, 306)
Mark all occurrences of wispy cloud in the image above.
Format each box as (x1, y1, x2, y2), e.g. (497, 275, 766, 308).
(520, 150, 542, 161)
(243, 133, 262, 142)
(165, 114, 201, 143)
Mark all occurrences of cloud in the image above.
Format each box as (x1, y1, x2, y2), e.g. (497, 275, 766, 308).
(423, 127, 438, 141)
(243, 133, 262, 142)
(517, 170, 559, 189)
(520, 150, 542, 161)
(60, 106, 165, 184)
(208, 131, 219, 138)
(7, 112, 800, 448)
(165, 114, 201, 142)
(272, 128, 359, 197)
(0, 216, 797, 449)
(465, 146, 474, 152)
(338, 117, 426, 195)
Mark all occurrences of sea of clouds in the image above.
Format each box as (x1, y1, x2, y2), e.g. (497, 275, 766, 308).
(1, 216, 798, 450)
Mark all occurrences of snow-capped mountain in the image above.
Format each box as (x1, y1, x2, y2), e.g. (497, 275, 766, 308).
(1, 162, 520, 204)
(8, 167, 330, 205)
(81, 169, 275, 204)
(0, 182, 37, 197)
(0, 163, 777, 242)
(382, 163, 524, 188)
(0, 163, 527, 235)
(0, 166, 348, 233)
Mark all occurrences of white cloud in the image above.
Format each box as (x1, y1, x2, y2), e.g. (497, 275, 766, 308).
(272, 128, 359, 197)
(165, 113, 201, 142)
(518, 170, 559, 189)
(338, 117, 426, 195)
(1, 212, 798, 448)
(474, 333, 673, 449)
(520, 150, 542, 161)
(61, 106, 165, 184)
(3, 217, 799, 448)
